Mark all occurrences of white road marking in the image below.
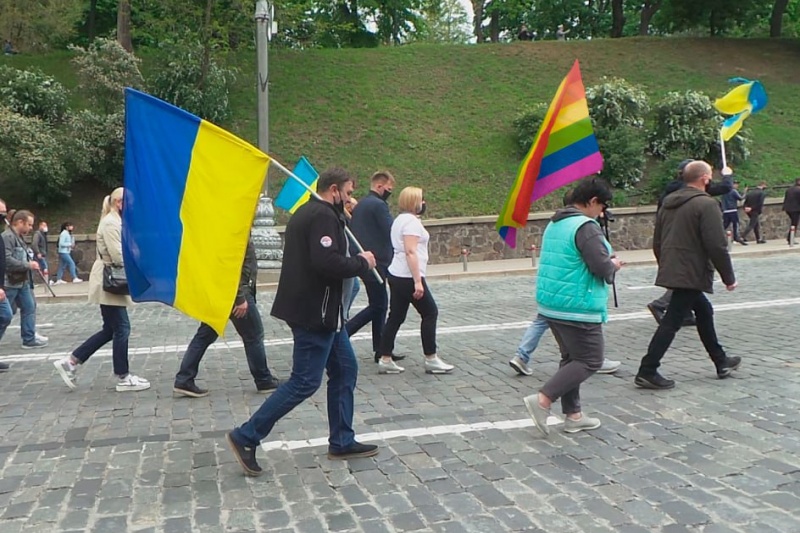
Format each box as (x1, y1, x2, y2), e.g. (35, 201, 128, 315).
(259, 416, 565, 452)
(1, 297, 798, 364)
(5, 323, 54, 330)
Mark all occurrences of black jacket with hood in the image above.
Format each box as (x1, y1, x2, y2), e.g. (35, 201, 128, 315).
(271, 197, 371, 331)
(654, 187, 735, 293)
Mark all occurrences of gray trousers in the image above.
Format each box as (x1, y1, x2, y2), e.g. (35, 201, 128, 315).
(541, 317, 604, 415)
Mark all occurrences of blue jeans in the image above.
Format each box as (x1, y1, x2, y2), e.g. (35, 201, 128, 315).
(73, 305, 131, 376)
(175, 293, 273, 388)
(345, 268, 389, 355)
(343, 277, 360, 321)
(56, 252, 77, 281)
(516, 314, 550, 364)
(231, 327, 358, 452)
(0, 298, 14, 343)
(4, 285, 36, 344)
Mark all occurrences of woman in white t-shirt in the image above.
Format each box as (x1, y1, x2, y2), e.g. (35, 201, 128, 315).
(377, 187, 454, 375)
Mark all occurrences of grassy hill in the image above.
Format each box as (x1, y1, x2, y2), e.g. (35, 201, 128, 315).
(5, 37, 800, 227)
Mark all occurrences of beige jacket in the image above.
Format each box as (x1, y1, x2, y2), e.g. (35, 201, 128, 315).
(88, 210, 132, 307)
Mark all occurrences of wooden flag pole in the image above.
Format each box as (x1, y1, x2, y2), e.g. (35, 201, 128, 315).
(270, 159, 384, 284)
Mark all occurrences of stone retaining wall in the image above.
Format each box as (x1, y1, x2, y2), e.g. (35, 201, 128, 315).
(44, 198, 793, 276)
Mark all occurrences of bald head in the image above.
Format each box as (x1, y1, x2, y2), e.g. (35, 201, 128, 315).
(682, 161, 712, 186)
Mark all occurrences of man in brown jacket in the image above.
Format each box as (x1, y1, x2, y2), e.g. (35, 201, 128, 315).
(635, 161, 741, 390)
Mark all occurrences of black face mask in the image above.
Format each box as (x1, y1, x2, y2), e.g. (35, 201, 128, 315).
(417, 202, 427, 216)
(380, 189, 392, 202)
(0, 214, 5, 225)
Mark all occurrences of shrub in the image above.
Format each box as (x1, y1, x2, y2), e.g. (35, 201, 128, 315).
(586, 77, 650, 129)
(69, 38, 144, 115)
(63, 110, 125, 188)
(0, 65, 69, 123)
(512, 104, 547, 154)
(649, 90, 750, 165)
(596, 124, 647, 189)
(0, 106, 70, 205)
(149, 40, 238, 124)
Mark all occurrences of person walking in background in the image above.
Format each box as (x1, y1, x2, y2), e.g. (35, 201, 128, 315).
(31, 220, 49, 284)
(741, 182, 767, 244)
(226, 168, 379, 477)
(377, 187, 454, 375)
(782, 178, 800, 244)
(523, 178, 622, 437)
(53, 222, 82, 284)
(345, 171, 399, 363)
(0, 199, 14, 370)
(173, 238, 280, 398)
(517, 25, 533, 41)
(556, 24, 570, 40)
(635, 161, 740, 390)
(53, 188, 150, 393)
(722, 181, 746, 245)
(1, 210, 47, 349)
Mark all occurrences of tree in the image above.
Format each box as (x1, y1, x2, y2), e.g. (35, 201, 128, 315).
(116, 0, 132, 51)
(471, 0, 485, 41)
(771, 0, 790, 36)
(639, 0, 662, 35)
(0, 0, 83, 50)
(416, 0, 472, 43)
(611, 0, 624, 36)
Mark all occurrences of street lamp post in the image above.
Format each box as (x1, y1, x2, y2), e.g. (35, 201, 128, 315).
(251, 0, 283, 269)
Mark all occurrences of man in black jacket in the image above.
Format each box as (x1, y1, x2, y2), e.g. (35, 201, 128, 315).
(741, 182, 767, 243)
(173, 239, 279, 397)
(647, 160, 734, 325)
(782, 178, 800, 244)
(635, 161, 740, 390)
(345, 171, 400, 363)
(226, 168, 378, 476)
(0, 199, 10, 371)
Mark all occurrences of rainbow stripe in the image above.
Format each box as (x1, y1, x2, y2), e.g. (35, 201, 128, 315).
(496, 60, 603, 248)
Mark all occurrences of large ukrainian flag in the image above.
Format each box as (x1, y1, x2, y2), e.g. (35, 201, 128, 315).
(122, 89, 270, 335)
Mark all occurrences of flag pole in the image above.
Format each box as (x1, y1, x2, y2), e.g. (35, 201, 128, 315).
(269, 159, 384, 284)
(720, 131, 728, 169)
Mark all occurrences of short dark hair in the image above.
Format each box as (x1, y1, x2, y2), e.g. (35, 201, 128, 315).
(570, 178, 613, 206)
(562, 189, 574, 206)
(677, 159, 694, 179)
(12, 210, 33, 224)
(61, 222, 72, 231)
(316, 167, 353, 193)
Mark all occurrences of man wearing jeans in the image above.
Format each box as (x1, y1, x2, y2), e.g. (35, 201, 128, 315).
(226, 168, 378, 477)
(635, 161, 741, 390)
(173, 239, 279, 397)
(1, 210, 47, 349)
(0, 200, 12, 371)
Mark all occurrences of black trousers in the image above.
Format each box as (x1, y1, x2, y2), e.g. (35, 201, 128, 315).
(638, 289, 726, 377)
(787, 212, 800, 242)
(379, 275, 438, 357)
(740, 212, 761, 241)
(723, 212, 740, 241)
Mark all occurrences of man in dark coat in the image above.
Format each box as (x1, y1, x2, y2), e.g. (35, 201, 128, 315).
(0, 199, 10, 371)
(741, 182, 767, 244)
(782, 178, 800, 244)
(635, 161, 741, 390)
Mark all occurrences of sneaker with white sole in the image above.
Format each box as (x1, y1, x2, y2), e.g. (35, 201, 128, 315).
(523, 394, 551, 436)
(563, 415, 602, 433)
(53, 357, 78, 390)
(54, 280, 67, 285)
(116, 374, 151, 392)
(424, 356, 454, 374)
(72, 278, 84, 283)
(35, 333, 48, 344)
(509, 355, 533, 376)
(596, 358, 621, 374)
(378, 359, 405, 374)
(22, 338, 48, 349)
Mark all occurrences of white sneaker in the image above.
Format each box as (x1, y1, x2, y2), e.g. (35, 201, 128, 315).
(72, 278, 84, 283)
(54, 280, 67, 285)
(116, 374, 151, 392)
(54, 357, 78, 390)
(377, 359, 405, 374)
(597, 358, 621, 374)
(35, 333, 48, 343)
(509, 355, 533, 376)
(424, 355, 455, 374)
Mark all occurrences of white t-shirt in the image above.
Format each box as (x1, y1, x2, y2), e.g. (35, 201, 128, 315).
(388, 213, 430, 279)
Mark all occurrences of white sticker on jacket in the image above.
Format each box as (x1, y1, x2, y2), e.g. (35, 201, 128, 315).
(320, 236, 333, 248)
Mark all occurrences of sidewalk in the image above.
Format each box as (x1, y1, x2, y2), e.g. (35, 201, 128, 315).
(32, 240, 799, 303)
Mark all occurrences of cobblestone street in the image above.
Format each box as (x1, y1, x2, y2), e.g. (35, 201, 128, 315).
(1, 255, 799, 533)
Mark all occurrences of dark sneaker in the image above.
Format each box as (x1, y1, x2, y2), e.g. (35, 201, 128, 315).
(256, 377, 281, 394)
(0, 362, 9, 372)
(173, 382, 209, 398)
(634, 373, 676, 390)
(757, 240, 767, 244)
(716, 356, 742, 379)
(646, 303, 665, 325)
(736, 239, 748, 246)
(327, 442, 379, 460)
(226, 432, 263, 476)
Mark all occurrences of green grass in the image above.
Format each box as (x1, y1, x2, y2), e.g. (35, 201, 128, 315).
(4, 37, 800, 225)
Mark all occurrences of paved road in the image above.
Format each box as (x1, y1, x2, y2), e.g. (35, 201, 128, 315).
(1, 255, 799, 532)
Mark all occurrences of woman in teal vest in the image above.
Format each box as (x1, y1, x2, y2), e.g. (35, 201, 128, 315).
(523, 178, 623, 436)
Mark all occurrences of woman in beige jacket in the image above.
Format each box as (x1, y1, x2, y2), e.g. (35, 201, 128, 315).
(53, 188, 150, 392)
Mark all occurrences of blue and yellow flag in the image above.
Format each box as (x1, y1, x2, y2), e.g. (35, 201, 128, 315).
(714, 78, 768, 141)
(274, 156, 319, 213)
(122, 89, 270, 335)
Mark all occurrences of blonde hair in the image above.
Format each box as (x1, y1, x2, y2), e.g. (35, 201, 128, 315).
(397, 186, 423, 214)
(102, 187, 124, 217)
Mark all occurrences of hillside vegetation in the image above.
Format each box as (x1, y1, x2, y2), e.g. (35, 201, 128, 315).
(5, 37, 800, 226)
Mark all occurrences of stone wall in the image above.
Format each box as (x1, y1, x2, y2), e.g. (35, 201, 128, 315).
(44, 198, 793, 276)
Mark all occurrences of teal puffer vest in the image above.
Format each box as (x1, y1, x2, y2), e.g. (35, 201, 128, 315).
(536, 214, 612, 324)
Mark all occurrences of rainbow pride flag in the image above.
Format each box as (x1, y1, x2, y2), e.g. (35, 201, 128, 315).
(496, 60, 603, 248)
